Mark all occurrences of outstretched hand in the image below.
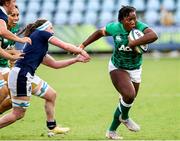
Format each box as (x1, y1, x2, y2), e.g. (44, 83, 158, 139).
(12, 52, 25, 61)
(76, 54, 90, 63)
(80, 49, 91, 61)
(21, 37, 32, 45)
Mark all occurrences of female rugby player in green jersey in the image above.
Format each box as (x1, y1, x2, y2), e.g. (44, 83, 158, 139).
(0, 0, 31, 60)
(0, 5, 21, 111)
(0, 7, 90, 136)
(79, 6, 158, 140)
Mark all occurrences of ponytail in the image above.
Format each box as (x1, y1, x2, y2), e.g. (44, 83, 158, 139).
(18, 19, 47, 37)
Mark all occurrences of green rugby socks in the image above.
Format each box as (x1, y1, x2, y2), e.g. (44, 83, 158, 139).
(109, 107, 121, 131)
(120, 98, 133, 120)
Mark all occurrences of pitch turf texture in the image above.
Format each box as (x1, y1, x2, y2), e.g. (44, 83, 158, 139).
(0, 54, 180, 140)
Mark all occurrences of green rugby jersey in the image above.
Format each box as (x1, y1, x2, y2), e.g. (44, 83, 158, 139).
(106, 21, 148, 70)
(0, 24, 19, 67)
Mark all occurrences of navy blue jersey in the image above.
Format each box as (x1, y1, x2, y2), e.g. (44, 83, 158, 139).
(0, 7, 8, 23)
(15, 30, 53, 75)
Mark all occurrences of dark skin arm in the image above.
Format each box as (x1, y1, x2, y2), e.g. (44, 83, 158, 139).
(79, 27, 158, 50)
(128, 28, 158, 48)
(79, 28, 107, 49)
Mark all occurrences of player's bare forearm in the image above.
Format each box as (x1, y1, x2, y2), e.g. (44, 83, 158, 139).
(80, 29, 105, 49)
(6, 49, 20, 55)
(42, 54, 78, 69)
(0, 20, 31, 44)
(0, 48, 17, 61)
(49, 36, 82, 54)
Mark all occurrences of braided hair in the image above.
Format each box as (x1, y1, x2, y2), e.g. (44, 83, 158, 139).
(118, 6, 136, 22)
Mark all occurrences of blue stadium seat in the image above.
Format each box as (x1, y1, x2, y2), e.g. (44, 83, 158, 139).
(174, 10, 180, 25)
(17, 0, 28, 3)
(177, 0, 180, 9)
(39, 12, 53, 22)
(28, 0, 41, 2)
(102, 0, 115, 12)
(115, 0, 130, 13)
(131, 0, 146, 12)
(84, 11, 98, 25)
(72, 1, 85, 12)
(27, 1, 40, 13)
(42, 1, 55, 13)
(146, 0, 160, 11)
(56, 1, 70, 13)
(144, 10, 159, 25)
(54, 11, 68, 25)
(69, 12, 83, 25)
(43, 0, 56, 2)
(116, 0, 130, 7)
(162, 0, 176, 11)
(99, 11, 113, 26)
(87, 0, 100, 12)
(24, 12, 38, 25)
(16, 1, 26, 13)
(18, 13, 24, 25)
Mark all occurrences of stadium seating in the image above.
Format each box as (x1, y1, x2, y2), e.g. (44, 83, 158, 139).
(41, 1, 56, 13)
(144, 10, 159, 25)
(69, 11, 83, 25)
(17, 0, 179, 26)
(27, 1, 41, 14)
(116, 0, 130, 7)
(162, 0, 176, 11)
(99, 11, 114, 26)
(174, 9, 180, 25)
(131, 0, 146, 12)
(101, 0, 115, 12)
(56, 1, 70, 13)
(39, 12, 53, 22)
(72, 0, 85, 12)
(16, 0, 26, 13)
(177, 0, 180, 9)
(84, 11, 98, 25)
(54, 12, 68, 25)
(24, 12, 38, 25)
(146, 0, 160, 11)
(86, 0, 100, 12)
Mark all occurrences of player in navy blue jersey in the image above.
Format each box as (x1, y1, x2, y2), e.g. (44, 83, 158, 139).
(0, 7, 88, 137)
(0, 0, 31, 60)
(0, 19, 90, 134)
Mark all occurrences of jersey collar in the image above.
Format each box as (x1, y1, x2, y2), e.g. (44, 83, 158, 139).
(0, 6, 8, 16)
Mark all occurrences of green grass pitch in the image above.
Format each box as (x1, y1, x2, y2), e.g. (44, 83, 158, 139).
(0, 54, 180, 140)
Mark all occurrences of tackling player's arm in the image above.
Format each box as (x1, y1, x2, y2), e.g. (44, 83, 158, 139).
(42, 54, 88, 69)
(0, 19, 32, 44)
(128, 28, 158, 48)
(0, 47, 24, 61)
(79, 27, 108, 49)
(48, 36, 90, 60)
(0, 34, 24, 61)
(6, 48, 21, 55)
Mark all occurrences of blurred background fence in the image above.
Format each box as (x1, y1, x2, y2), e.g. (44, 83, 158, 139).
(16, 0, 180, 53)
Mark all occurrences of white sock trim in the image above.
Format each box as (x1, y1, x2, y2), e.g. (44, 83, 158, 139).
(120, 98, 133, 107)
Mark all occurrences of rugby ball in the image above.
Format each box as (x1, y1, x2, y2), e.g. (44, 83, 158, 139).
(129, 29, 148, 53)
